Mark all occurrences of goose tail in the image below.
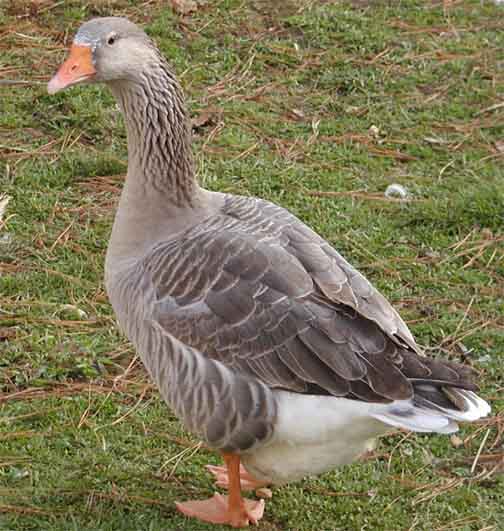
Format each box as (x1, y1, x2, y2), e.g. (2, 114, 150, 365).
(371, 386, 491, 434)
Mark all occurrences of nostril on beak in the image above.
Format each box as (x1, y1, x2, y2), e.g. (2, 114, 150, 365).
(71, 64, 78, 72)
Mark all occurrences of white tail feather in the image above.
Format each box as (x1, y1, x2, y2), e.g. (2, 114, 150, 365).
(371, 389, 491, 434)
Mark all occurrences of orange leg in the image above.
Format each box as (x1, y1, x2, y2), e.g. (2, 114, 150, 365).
(175, 453, 265, 528)
(206, 462, 270, 492)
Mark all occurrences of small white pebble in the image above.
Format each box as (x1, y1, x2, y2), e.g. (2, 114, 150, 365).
(384, 183, 409, 199)
(59, 304, 88, 320)
(0, 233, 12, 245)
(369, 125, 380, 138)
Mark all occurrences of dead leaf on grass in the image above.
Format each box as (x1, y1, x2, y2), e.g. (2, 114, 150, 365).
(0, 327, 16, 341)
(170, 0, 198, 15)
(287, 108, 305, 121)
(450, 434, 463, 448)
(192, 108, 220, 132)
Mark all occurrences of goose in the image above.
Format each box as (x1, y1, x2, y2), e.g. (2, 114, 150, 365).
(48, 17, 491, 528)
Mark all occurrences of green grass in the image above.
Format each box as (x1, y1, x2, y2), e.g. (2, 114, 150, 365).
(1, 1, 503, 529)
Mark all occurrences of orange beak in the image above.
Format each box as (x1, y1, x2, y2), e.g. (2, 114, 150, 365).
(47, 44, 96, 94)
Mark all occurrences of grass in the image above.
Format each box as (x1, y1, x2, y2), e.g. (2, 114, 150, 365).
(1, 0, 503, 529)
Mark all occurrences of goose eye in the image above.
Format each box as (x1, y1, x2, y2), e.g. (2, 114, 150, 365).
(107, 35, 116, 45)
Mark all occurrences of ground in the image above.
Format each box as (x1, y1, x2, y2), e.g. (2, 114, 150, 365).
(0, 1, 503, 530)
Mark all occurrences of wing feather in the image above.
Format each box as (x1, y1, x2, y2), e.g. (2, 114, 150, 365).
(147, 195, 472, 404)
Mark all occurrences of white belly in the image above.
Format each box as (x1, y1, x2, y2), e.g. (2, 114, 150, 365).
(241, 391, 391, 484)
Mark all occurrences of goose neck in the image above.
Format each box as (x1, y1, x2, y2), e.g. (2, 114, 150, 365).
(110, 61, 196, 207)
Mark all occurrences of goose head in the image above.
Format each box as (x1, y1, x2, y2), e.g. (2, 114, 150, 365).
(48, 17, 156, 94)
